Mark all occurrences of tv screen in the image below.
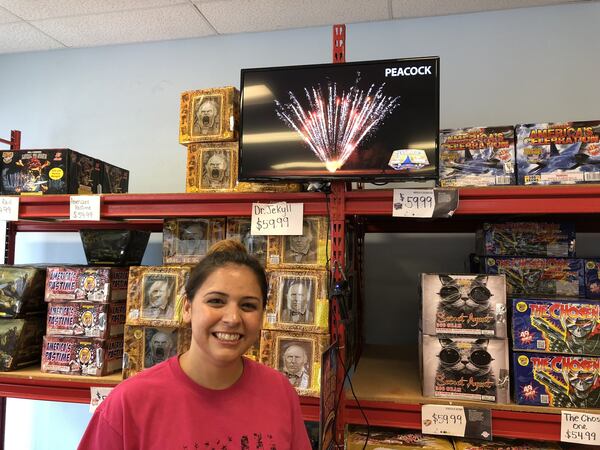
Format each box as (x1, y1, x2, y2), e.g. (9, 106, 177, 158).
(239, 57, 439, 181)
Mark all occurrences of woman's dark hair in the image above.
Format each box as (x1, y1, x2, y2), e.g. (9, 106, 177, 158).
(185, 239, 268, 305)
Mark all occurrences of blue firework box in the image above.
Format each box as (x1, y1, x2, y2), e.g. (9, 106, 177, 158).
(476, 221, 575, 257)
(511, 298, 600, 356)
(439, 126, 516, 187)
(482, 257, 585, 298)
(584, 259, 600, 299)
(516, 121, 600, 185)
(513, 352, 600, 408)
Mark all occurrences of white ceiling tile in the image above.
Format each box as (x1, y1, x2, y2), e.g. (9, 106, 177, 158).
(30, 4, 215, 48)
(391, 0, 575, 19)
(0, 0, 187, 21)
(195, 0, 390, 34)
(0, 21, 64, 53)
(0, 7, 20, 24)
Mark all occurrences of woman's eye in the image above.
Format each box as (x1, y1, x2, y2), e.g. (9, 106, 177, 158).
(241, 303, 258, 311)
(207, 298, 224, 306)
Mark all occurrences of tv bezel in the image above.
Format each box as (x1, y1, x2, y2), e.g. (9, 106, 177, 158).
(238, 56, 440, 182)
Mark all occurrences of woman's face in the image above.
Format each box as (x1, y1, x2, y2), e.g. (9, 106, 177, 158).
(183, 264, 263, 368)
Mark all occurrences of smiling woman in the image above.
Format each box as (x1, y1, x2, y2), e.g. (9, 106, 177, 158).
(78, 240, 311, 450)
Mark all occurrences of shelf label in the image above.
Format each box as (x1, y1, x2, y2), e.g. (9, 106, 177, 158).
(392, 188, 459, 218)
(251, 202, 303, 235)
(561, 411, 599, 446)
(0, 196, 19, 221)
(0, 221, 5, 265)
(422, 405, 491, 440)
(70, 196, 101, 221)
(89, 387, 113, 413)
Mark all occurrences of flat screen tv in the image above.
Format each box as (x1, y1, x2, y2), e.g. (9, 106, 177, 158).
(239, 57, 439, 181)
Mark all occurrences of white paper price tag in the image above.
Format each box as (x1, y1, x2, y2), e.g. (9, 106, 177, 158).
(422, 404, 467, 437)
(561, 411, 600, 446)
(0, 221, 5, 265)
(70, 196, 101, 221)
(89, 387, 113, 413)
(251, 202, 303, 236)
(0, 196, 19, 221)
(393, 189, 435, 218)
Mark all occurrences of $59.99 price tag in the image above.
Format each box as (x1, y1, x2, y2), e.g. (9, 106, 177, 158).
(422, 405, 467, 437)
(251, 202, 303, 236)
(561, 411, 600, 446)
(393, 189, 435, 218)
(0, 196, 20, 221)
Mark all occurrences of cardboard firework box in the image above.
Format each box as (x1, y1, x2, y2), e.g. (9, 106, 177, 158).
(125, 266, 191, 328)
(186, 142, 238, 193)
(44, 266, 129, 303)
(266, 216, 329, 270)
(420, 333, 510, 403)
(163, 217, 226, 264)
(0, 265, 47, 318)
(452, 437, 562, 450)
(41, 335, 123, 376)
(263, 270, 329, 334)
(421, 274, 507, 338)
(123, 325, 191, 379)
(476, 222, 576, 257)
(101, 161, 129, 193)
(0, 316, 46, 371)
(259, 329, 329, 398)
(513, 352, 600, 408)
(482, 257, 586, 298)
(584, 259, 600, 299)
(516, 121, 600, 185)
(1, 149, 101, 195)
(225, 217, 268, 267)
(439, 126, 516, 187)
(347, 427, 454, 450)
(179, 86, 239, 145)
(46, 302, 126, 339)
(80, 229, 150, 266)
(512, 298, 600, 356)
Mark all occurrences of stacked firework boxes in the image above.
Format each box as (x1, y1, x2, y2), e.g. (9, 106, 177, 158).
(259, 216, 330, 397)
(419, 272, 510, 403)
(475, 222, 600, 408)
(0, 266, 47, 371)
(438, 121, 600, 187)
(178, 86, 300, 193)
(41, 266, 128, 376)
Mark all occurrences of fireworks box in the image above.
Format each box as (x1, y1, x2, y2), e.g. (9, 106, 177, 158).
(439, 126, 515, 187)
(259, 329, 329, 398)
(263, 269, 329, 334)
(163, 217, 226, 264)
(226, 217, 268, 266)
(46, 302, 126, 339)
(476, 222, 576, 257)
(0, 265, 47, 317)
(584, 259, 600, 299)
(513, 351, 600, 408)
(179, 86, 239, 145)
(186, 142, 238, 193)
(126, 266, 191, 328)
(482, 257, 585, 298)
(266, 216, 329, 270)
(452, 438, 561, 450)
(420, 333, 510, 403)
(512, 298, 600, 356)
(1, 149, 101, 195)
(516, 121, 600, 185)
(123, 325, 191, 379)
(101, 161, 129, 193)
(421, 274, 507, 338)
(80, 229, 150, 266)
(0, 315, 45, 371)
(347, 427, 454, 450)
(41, 335, 123, 376)
(45, 266, 129, 303)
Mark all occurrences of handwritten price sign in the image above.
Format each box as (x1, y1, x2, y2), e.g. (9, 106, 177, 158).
(393, 189, 435, 217)
(0, 196, 19, 221)
(89, 387, 113, 413)
(251, 202, 303, 236)
(561, 411, 600, 446)
(422, 405, 467, 437)
(70, 196, 101, 221)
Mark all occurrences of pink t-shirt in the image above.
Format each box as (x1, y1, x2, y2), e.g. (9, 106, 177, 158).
(78, 356, 311, 450)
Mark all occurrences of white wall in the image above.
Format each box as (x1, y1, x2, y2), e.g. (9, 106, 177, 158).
(1, 2, 599, 449)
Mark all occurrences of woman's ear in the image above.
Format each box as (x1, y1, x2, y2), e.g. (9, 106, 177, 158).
(182, 297, 192, 324)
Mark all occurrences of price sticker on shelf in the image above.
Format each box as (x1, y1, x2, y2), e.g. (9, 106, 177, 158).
(70, 196, 101, 221)
(251, 202, 303, 236)
(0, 196, 20, 221)
(561, 411, 600, 446)
(393, 189, 435, 217)
(89, 386, 113, 413)
(422, 405, 492, 440)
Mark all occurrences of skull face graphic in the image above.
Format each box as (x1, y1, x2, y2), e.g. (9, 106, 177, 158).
(202, 152, 229, 188)
(194, 98, 220, 135)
